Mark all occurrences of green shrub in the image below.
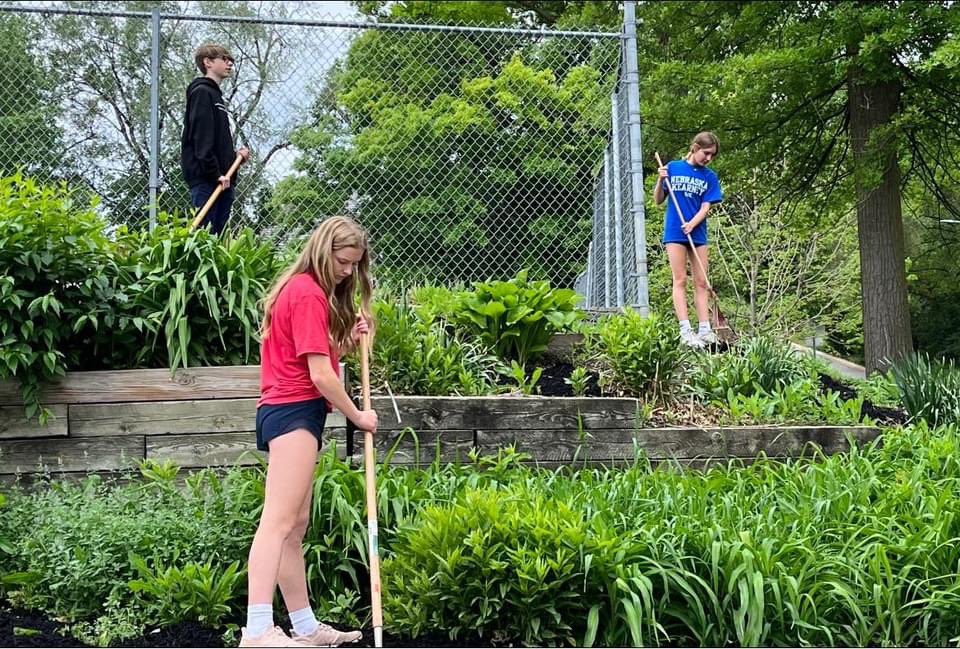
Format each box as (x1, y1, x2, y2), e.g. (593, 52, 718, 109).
(0, 468, 257, 626)
(0, 174, 128, 419)
(588, 309, 687, 399)
(118, 216, 284, 369)
(690, 335, 809, 401)
(366, 299, 505, 395)
(450, 269, 581, 367)
(128, 554, 243, 627)
(382, 485, 642, 646)
(890, 352, 960, 426)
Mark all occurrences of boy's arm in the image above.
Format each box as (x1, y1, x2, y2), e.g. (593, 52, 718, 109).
(187, 90, 220, 182)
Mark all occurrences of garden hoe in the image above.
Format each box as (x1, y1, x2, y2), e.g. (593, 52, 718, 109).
(654, 152, 735, 345)
(189, 152, 246, 229)
(360, 332, 384, 647)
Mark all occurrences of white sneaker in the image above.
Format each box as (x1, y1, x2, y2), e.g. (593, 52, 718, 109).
(680, 329, 706, 348)
(698, 329, 718, 345)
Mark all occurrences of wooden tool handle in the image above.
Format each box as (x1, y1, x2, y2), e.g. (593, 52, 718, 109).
(360, 332, 384, 647)
(190, 152, 245, 229)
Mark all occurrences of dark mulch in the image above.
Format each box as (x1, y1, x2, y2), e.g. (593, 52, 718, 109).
(818, 373, 908, 425)
(0, 606, 495, 648)
(0, 606, 85, 647)
(536, 361, 601, 397)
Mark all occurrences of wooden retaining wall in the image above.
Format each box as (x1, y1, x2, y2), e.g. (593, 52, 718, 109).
(0, 366, 346, 476)
(0, 368, 881, 477)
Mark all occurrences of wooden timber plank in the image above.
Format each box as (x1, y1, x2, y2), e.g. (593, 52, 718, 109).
(349, 429, 473, 466)
(70, 399, 346, 437)
(476, 426, 880, 462)
(0, 405, 68, 439)
(146, 429, 347, 468)
(369, 396, 639, 431)
(0, 362, 345, 406)
(0, 366, 261, 406)
(0, 436, 144, 474)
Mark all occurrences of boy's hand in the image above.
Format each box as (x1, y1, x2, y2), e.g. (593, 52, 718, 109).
(238, 146, 250, 162)
(218, 174, 231, 189)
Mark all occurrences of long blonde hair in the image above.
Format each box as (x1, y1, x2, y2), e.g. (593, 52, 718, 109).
(261, 216, 374, 352)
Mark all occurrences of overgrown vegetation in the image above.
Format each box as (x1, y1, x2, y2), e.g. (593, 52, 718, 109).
(2, 420, 960, 646)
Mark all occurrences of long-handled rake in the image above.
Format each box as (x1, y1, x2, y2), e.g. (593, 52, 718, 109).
(654, 151, 735, 344)
(359, 332, 384, 647)
(190, 152, 245, 229)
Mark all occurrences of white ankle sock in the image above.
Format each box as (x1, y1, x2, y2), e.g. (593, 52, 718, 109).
(245, 603, 273, 637)
(698, 321, 711, 334)
(289, 606, 319, 635)
(679, 319, 692, 333)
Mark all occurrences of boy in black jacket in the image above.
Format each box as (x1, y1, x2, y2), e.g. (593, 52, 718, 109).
(180, 43, 249, 234)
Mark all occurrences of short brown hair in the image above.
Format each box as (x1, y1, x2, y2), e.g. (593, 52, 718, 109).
(194, 43, 234, 74)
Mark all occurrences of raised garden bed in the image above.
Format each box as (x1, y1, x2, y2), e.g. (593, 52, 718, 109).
(0, 365, 881, 478)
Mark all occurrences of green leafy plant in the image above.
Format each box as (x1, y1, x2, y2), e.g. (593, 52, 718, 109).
(690, 335, 810, 402)
(508, 360, 542, 395)
(128, 554, 243, 627)
(0, 174, 128, 420)
(588, 309, 687, 400)
(366, 299, 504, 395)
(564, 366, 591, 396)
(119, 215, 283, 370)
(890, 353, 960, 426)
(451, 269, 582, 367)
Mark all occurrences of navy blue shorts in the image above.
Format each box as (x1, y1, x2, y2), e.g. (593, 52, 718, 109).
(255, 398, 327, 452)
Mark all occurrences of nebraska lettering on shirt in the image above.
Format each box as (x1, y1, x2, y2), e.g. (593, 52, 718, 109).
(670, 176, 709, 198)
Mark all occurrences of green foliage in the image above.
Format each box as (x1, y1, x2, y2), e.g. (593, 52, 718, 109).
(0, 14, 62, 178)
(0, 175, 124, 420)
(0, 469, 258, 629)
(508, 360, 542, 395)
(689, 335, 810, 402)
(367, 299, 504, 396)
(563, 366, 590, 396)
(382, 485, 617, 645)
(117, 215, 283, 369)
(450, 270, 581, 367)
(588, 309, 687, 400)
(286, 22, 616, 284)
(128, 554, 243, 627)
(6, 422, 960, 646)
(890, 353, 960, 426)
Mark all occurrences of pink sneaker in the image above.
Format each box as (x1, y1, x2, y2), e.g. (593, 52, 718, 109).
(239, 625, 306, 647)
(291, 622, 363, 647)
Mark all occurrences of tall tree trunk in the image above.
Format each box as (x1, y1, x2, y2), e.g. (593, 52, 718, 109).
(847, 61, 913, 374)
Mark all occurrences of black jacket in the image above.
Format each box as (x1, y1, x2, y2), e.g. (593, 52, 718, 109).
(180, 77, 236, 187)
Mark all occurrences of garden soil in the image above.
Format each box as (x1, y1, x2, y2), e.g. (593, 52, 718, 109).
(0, 605, 493, 648)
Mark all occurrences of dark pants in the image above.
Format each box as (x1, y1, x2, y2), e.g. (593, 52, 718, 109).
(190, 182, 235, 235)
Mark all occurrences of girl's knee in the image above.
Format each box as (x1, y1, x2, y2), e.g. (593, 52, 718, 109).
(672, 277, 688, 289)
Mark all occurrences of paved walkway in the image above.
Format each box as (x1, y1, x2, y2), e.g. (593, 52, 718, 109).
(790, 342, 866, 380)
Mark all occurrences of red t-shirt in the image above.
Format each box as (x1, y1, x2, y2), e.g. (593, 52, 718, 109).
(258, 273, 340, 408)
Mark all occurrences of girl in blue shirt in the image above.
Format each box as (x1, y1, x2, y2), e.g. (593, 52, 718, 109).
(653, 132, 723, 347)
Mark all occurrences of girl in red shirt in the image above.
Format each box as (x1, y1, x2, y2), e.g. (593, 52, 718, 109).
(240, 216, 378, 648)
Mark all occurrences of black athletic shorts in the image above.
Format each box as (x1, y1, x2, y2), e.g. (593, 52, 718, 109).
(255, 398, 327, 452)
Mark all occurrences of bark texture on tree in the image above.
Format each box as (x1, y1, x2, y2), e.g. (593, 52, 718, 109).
(847, 66, 913, 373)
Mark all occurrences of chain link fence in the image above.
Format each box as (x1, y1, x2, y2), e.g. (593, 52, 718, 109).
(0, 1, 647, 309)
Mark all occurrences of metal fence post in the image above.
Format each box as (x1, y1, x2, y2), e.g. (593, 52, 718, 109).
(611, 92, 625, 307)
(148, 7, 160, 230)
(603, 145, 613, 308)
(622, 1, 649, 316)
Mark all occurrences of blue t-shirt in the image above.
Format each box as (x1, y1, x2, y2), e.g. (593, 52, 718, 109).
(661, 159, 722, 246)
